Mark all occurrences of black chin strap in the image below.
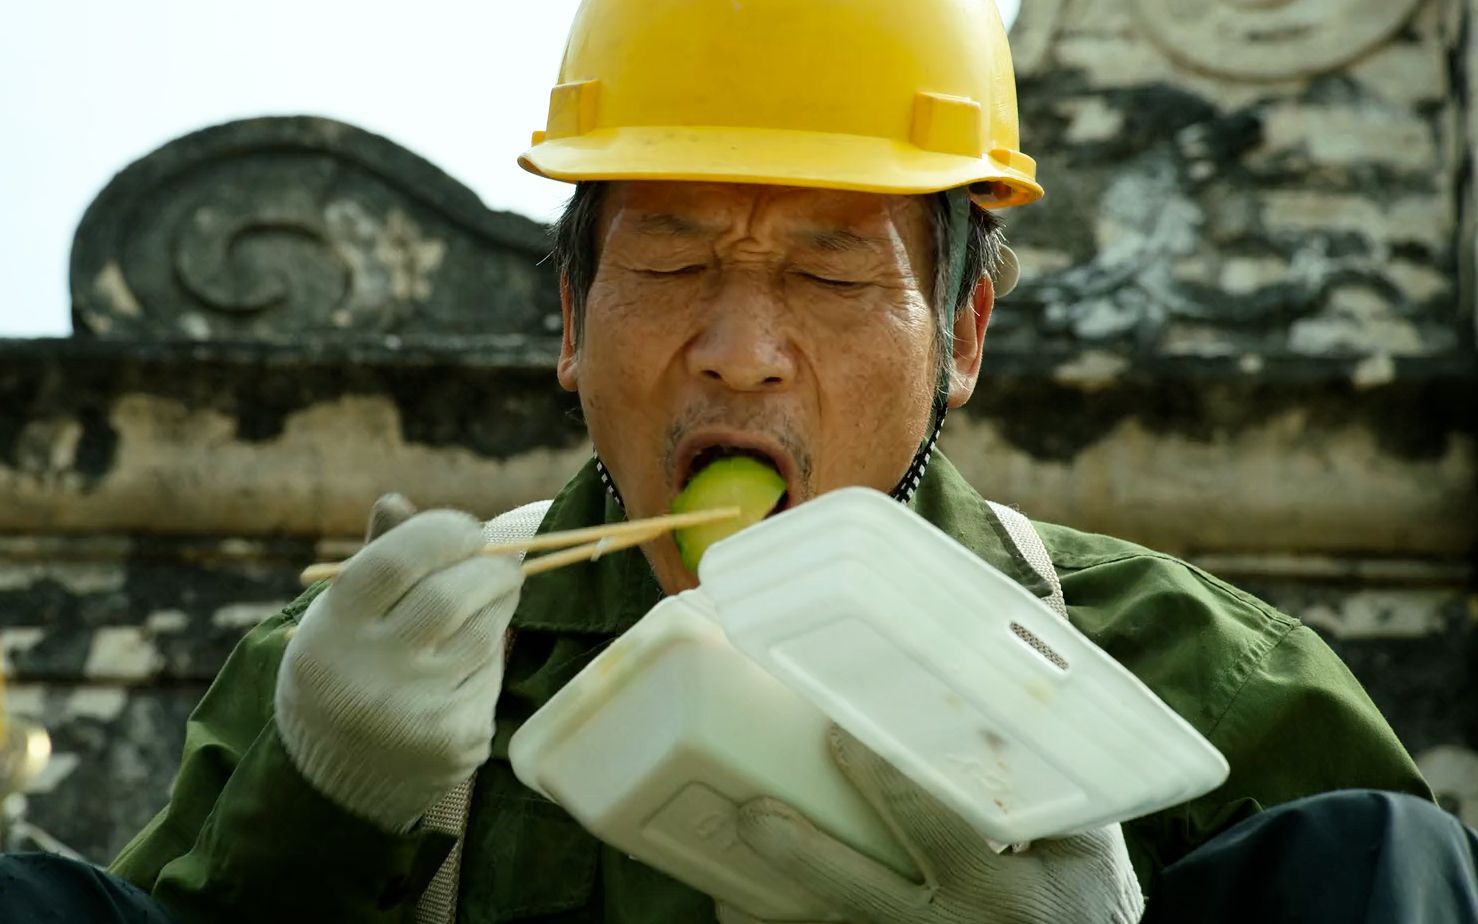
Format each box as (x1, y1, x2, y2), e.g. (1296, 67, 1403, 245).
(890, 397, 948, 506)
(594, 454, 625, 510)
(593, 403, 947, 511)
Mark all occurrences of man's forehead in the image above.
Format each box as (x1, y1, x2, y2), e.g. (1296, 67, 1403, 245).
(603, 181, 925, 250)
(628, 213, 891, 256)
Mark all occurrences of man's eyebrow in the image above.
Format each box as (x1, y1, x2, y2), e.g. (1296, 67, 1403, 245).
(630, 214, 885, 252)
(796, 228, 888, 253)
(633, 213, 709, 236)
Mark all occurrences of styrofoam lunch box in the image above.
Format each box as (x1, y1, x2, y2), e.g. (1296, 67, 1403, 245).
(510, 488, 1229, 920)
(509, 590, 914, 922)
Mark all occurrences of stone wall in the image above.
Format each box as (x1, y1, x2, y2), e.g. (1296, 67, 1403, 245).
(2, 0, 1474, 861)
(1006, 0, 1470, 360)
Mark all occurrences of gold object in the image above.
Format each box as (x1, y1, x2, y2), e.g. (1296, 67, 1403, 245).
(0, 662, 51, 802)
(0, 718, 50, 800)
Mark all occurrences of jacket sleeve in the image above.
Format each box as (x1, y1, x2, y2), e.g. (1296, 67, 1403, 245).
(1126, 621, 1434, 885)
(109, 587, 456, 922)
(1049, 540, 1435, 891)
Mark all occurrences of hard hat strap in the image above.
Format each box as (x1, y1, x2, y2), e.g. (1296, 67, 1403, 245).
(888, 394, 947, 506)
(883, 187, 971, 507)
(941, 186, 972, 331)
(594, 453, 626, 511)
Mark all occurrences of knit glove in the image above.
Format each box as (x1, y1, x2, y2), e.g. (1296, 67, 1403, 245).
(274, 494, 521, 833)
(722, 726, 1145, 924)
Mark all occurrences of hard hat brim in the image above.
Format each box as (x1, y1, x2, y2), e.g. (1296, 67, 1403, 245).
(520, 126, 1042, 209)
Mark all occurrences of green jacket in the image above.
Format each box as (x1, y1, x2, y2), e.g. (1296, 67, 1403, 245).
(111, 455, 1432, 922)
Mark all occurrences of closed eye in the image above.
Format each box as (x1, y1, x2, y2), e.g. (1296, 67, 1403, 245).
(802, 273, 866, 290)
(642, 265, 707, 278)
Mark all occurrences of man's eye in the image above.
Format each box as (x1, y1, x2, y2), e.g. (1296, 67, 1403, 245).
(803, 273, 865, 290)
(643, 265, 706, 277)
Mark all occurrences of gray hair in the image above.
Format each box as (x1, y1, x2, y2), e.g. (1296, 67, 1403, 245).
(927, 189, 1005, 398)
(552, 181, 1007, 392)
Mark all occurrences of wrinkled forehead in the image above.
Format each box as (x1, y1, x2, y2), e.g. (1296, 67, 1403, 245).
(598, 181, 934, 260)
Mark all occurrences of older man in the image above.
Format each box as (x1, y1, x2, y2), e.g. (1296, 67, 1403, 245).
(5, 0, 1470, 922)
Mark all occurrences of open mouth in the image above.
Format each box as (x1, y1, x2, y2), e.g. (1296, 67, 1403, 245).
(678, 442, 793, 517)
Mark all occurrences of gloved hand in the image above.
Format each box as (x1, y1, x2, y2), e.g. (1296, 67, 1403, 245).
(274, 493, 521, 833)
(722, 726, 1145, 924)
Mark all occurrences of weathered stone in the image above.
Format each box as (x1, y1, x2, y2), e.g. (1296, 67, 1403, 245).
(946, 366, 1477, 556)
(1463, 0, 1478, 342)
(1288, 291, 1431, 356)
(0, 339, 588, 537)
(1004, 0, 1466, 362)
(1006, 0, 1068, 76)
(1130, 0, 1427, 81)
(70, 117, 560, 343)
(0, 534, 307, 683)
(4, 684, 197, 860)
(1051, 34, 1179, 88)
(1254, 103, 1437, 174)
(1417, 746, 1478, 827)
(1348, 37, 1450, 105)
(2, 342, 1473, 557)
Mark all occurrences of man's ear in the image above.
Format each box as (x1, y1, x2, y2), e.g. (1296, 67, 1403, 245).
(946, 274, 994, 409)
(557, 274, 579, 392)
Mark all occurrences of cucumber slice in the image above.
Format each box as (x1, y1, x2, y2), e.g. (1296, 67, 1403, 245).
(671, 456, 787, 572)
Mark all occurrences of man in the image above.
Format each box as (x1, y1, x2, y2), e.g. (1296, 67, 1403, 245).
(5, 0, 1474, 922)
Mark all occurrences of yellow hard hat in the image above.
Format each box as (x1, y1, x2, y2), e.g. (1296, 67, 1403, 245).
(520, 0, 1042, 210)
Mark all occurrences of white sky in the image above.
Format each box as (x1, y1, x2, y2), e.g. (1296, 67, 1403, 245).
(0, 0, 1019, 338)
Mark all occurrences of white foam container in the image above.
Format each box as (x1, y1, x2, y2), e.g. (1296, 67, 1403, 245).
(510, 488, 1229, 919)
(508, 590, 913, 922)
(700, 488, 1229, 844)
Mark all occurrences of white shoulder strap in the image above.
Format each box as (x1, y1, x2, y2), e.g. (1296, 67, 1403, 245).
(984, 501, 1068, 622)
(416, 500, 553, 924)
(482, 499, 557, 548)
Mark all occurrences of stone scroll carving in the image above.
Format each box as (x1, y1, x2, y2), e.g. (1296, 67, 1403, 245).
(1130, 0, 1426, 81)
(70, 117, 561, 342)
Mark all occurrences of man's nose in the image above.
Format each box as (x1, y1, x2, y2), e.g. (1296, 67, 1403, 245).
(685, 280, 797, 391)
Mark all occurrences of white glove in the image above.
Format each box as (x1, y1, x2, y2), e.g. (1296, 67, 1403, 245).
(274, 495, 521, 833)
(724, 726, 1145, 924)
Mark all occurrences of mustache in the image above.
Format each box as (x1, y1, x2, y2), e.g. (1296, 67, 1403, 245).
(662, 406, 814, 493)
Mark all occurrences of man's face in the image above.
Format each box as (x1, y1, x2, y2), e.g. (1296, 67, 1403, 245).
(557, 181, 989, 593)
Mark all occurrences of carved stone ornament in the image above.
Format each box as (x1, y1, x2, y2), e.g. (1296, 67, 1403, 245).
(70, 116, 560, 341)
(1130, 0, 1426, 81)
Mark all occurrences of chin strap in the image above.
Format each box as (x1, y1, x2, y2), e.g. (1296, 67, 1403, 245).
(887, 187, 967, 505)
(594, 453, 626, 511)
(889, 397, 947, 506)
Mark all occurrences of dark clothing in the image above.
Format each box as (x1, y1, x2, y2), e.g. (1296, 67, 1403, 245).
(1145, 789, 1478, 924)
(5, 790, 1477, 923)
(0, 852, 176, 923)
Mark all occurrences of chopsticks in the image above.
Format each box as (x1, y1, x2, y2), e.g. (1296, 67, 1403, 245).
(299, 506, 740, 586)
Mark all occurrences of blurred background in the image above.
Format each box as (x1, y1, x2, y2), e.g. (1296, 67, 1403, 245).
(0, 0, 1473, 862)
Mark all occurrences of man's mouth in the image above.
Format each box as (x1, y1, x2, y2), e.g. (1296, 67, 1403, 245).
(674, 435, 798, 517)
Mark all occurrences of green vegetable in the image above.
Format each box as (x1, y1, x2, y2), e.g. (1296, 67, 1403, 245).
(671, 456, 787, 572)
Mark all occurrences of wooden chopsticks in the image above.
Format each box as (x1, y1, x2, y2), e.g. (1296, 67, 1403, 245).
(298, 506, 740, 586)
